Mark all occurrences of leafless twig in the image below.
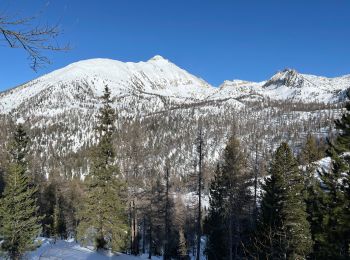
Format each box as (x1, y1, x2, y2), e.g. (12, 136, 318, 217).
(0, 12, 70, 71)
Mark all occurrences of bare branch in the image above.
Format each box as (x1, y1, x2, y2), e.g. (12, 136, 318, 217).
(0, 11, 70, 71)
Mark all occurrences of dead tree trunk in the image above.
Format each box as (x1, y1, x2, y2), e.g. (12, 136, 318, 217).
(196, 128, 204, 260)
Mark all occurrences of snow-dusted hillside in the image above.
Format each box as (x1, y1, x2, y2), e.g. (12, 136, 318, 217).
(0, 57, 349, 117)
(215, 69, 350, 103)
(0, 55, 216, 115)
(0, 56, 348, 180)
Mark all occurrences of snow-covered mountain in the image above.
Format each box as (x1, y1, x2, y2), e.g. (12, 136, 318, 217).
(0, 55, 215, 116)
(215, 69, 350, 103)
(1, 56, 349, 117)
(261, 69, 350, 102)
(0, 56, 348, 180)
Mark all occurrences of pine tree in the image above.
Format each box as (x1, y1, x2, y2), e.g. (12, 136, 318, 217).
(313, 95, 350, 259)
(299, 134, 327, 259)
(333, 96, 350, 257)
(205, 134, 252, 260)
(315, 165, 346, 259)
(258, 142, 312, 260)
(77, 86, 128, 251)
(0, 124, 41, 260)
(222, 135, 252, 260)
(258, 153, 286, 259)
(205, 164, 228, 260)
(51, 190, 66, 241)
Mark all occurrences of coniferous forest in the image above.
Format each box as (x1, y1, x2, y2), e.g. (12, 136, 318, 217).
(0, 85, 349, 259)
(1, 2, 350, 260)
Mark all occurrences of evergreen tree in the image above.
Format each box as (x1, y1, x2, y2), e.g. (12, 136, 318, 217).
(205, 134, 252, 260)
(51, 190, 66, 241)
(205, 164, 228, 260)
(298, 133, 323, 166)
(0, 124, 41, 260)
(315, 164, 346, 259)
(313, 95, 350, 259)
(299, 134, 328, 259)
(257, 144, 286, 259)
(333, 96, 350, 256)
(0, 168, 4, 197)
(77, 86, 128, 251)
(258, 142, 312, 260)
(222, 135, 252, 260)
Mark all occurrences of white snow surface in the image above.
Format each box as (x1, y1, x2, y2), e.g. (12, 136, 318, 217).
(24, 238, 161, 260)
(0, 56, 214, 113)
(217, 69, 350, 103)
(0, 57, 349, 114)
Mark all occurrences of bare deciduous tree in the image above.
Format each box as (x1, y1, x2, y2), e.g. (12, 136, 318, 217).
(0, 11, 70, 71)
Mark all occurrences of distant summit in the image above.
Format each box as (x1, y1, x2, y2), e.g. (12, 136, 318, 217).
(0, 57, 349, 116)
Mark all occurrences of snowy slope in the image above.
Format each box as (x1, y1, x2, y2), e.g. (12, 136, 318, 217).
(209, 79, 265, 101)
(261, 69, 350, 102)
(1, 58, 349, 116)
(213, 69, 350, 103)
(0, 55, 214, 114)
(0, 56, 348, 179)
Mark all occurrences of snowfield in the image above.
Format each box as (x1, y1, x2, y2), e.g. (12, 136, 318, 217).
(25, 238, 161, 260)
(0, 56, 349, 115)
(0, 55, 347, 183)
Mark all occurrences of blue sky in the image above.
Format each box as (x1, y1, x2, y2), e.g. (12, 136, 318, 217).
(0, 0, 349, 91)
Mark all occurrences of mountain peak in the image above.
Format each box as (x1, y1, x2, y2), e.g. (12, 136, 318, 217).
(148, 55, 168, 62)
(282, 68, 298, 74)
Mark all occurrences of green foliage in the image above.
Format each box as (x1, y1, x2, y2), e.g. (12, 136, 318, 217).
(312, 96, 350, 259)
(51, 192, 66, 240)
(0, 124, 41, 260)
(205, 165, 229, 260)
(258, 142, 312, 260)
(205, 135, 252, 259)
(39, 179, 67, 239)
(299, 133, 324, 165)
(77, 86, 128, 251)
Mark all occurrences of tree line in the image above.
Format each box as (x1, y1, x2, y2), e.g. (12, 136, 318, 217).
(0, 86, 349, 259)
(205, 97, 350, 259)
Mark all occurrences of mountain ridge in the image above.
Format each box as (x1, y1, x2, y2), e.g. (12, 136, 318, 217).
(1, 57, 349, 115)
(0, 55, 346, 179)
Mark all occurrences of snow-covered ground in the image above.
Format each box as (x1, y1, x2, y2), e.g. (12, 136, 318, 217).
(24, 238, 161, 260)
(20, 237, 207, 260)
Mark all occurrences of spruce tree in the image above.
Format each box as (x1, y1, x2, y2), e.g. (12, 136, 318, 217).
(77, 86, 128, 251)
(0, 124, 41, 260)
(205, 164, 228, 260)
(299, 134, 328, 259)
(314, 95, 350, 259)
(222, 135, 252, 260)
(332, 96, 350, 257)
(258, 144, 287, 259)
(205, 134, 252, 260)
(299, 133, 323, 166)
(258, 143, 312, 259)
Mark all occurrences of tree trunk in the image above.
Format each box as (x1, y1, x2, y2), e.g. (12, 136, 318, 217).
(148, 198, 153, 259)
(254, 143, 259, 224)
(228, 209, 233, 260)
(164, 167, 170, 260)
(142, 216, 146, 254)
(196, 128, 203, 260)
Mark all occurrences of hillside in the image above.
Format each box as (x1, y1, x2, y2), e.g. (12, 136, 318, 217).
(0, 56, 348, 182)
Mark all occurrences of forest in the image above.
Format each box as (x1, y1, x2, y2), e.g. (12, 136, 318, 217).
(0, 85, 349, 260)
